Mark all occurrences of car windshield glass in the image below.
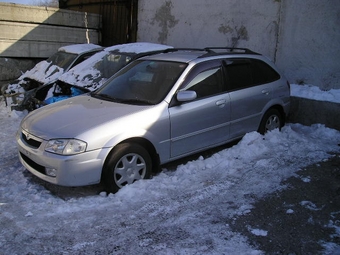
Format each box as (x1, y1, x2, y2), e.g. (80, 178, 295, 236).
(94, 53, 133, 79)
(46, 52, 77, 69)
(92, 60, 187, 105)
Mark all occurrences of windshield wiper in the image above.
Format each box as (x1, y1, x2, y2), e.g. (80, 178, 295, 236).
(91, 93, 117, 102)
(118, 98, 154, 105)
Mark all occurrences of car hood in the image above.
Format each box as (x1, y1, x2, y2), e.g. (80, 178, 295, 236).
(21, 95, 152, 140)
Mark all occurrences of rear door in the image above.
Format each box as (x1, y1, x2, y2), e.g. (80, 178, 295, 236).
(169, 60, 230, 158)
(225, 58, 280, 138)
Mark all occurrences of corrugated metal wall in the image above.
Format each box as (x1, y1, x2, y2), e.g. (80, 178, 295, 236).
(59, 0, 138, 47)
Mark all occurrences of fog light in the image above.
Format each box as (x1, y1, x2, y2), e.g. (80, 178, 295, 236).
(46, 167, 57, 177)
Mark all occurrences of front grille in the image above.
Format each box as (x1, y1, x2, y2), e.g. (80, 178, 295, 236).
(22, 132, 42, 149)
(20, 152, 46, 175)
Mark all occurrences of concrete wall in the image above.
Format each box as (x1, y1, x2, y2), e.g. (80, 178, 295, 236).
(288, 97, 340, 131)
(276, 1, 340, 90)
(137, 0, 340, 90)
(0, 3, 101, 58)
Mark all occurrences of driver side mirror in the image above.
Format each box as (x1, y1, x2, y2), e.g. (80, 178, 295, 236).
(176, 90, 197, 102)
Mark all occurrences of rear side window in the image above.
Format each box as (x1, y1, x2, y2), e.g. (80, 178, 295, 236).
(224, 58, 280, 91)
(224, 59, 252, 91)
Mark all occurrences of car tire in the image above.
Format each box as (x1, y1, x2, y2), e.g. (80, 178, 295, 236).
(102, 143, 152, 193)
(258, 108, 283, 135)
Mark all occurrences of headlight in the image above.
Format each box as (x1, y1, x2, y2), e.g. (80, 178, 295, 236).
(45, 139, 87, 155)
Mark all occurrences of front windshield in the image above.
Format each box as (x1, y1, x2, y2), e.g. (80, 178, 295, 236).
(95, 52, 132, 79)
(92, 60, 187, 105)
(58, 52, 133, 90)
(46, 52, 77, 69)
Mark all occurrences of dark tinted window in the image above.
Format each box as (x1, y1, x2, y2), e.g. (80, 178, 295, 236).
(251, 59, 280, 85)
(224, 58, 280, 91)
(224, 59, 252, 90)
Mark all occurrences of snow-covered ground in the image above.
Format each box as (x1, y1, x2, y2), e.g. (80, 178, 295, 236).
(1, 84, 340, 254)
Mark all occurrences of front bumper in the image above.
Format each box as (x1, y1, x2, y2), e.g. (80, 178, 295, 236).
(17, 129, 111, 187)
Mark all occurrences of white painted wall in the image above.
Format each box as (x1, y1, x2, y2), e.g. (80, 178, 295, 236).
(137, 0, 340, 89)
(276, 0, 340, 90)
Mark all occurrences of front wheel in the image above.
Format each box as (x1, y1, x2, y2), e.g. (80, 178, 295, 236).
(102, 143, 152, 193)
(258, 108, 283, 134)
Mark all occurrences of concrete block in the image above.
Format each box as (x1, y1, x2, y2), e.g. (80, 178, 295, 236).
(0, 40, 88, 58)
(288, 96, 340, 131)
(0, 21, 99, 43)
(0, 3, 101, 29)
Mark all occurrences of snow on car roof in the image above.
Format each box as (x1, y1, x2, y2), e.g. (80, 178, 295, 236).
(104, 42, 173, 54)
(58, 42, 173, 90)
(58, 43, 102, 54)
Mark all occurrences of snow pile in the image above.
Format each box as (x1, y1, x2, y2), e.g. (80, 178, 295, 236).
(291, 84, 340, 103)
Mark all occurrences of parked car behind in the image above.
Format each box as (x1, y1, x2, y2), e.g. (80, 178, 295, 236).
(3, 43, 102, 107)
(15, 42, 173, 111)
(17, 47, 290, 193)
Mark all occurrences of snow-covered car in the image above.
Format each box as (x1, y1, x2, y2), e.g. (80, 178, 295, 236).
(16, 42, 173, 111)
(17, 47, 291, 193)
(3, 43, 102, 107)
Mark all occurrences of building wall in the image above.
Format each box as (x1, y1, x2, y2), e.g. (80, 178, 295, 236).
(276, 0, 340, 90)
(137, 0, 340, 90)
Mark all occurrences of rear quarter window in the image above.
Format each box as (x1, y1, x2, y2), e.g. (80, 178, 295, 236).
(251, 59, 280, 85)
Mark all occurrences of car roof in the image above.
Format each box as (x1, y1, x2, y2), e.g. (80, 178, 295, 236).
(140, 47, 262, 63)
(58, 44, 102, 54)
(104, 42, 173, 54)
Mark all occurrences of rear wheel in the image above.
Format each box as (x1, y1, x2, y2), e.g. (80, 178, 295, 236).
(258, 108, 283, 134)
(102, 143, 152, 193)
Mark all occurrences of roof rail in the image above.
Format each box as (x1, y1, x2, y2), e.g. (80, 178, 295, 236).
(163, 48, 209, 53)
(204, 47, 258, 54)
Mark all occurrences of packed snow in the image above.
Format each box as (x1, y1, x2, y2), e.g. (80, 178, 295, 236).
(1, 82, 340, 254)
(58, 44, 102, 55)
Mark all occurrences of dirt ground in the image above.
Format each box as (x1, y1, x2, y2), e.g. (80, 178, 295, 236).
(229, 153, 340, 254)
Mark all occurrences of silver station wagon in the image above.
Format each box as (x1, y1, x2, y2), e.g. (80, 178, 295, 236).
(17, 47, 290, 193)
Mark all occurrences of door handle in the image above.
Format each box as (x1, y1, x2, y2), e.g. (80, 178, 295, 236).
(216, 99, 226, 108)
(262, 89, 270, 95)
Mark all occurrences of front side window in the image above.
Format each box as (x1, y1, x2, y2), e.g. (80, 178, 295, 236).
(183, 68, 223, 98)
(179, 60, 225, 100)
(92, 60, 187, 105)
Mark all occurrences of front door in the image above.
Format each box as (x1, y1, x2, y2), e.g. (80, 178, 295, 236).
(169, 60, 230, 158)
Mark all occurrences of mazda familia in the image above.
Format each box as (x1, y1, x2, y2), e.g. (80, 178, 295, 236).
(17, 47, 290, 193)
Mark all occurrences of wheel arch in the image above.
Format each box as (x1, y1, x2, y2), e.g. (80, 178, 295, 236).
(103, 137, 161, 176)
(261, 103, 286, 127)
